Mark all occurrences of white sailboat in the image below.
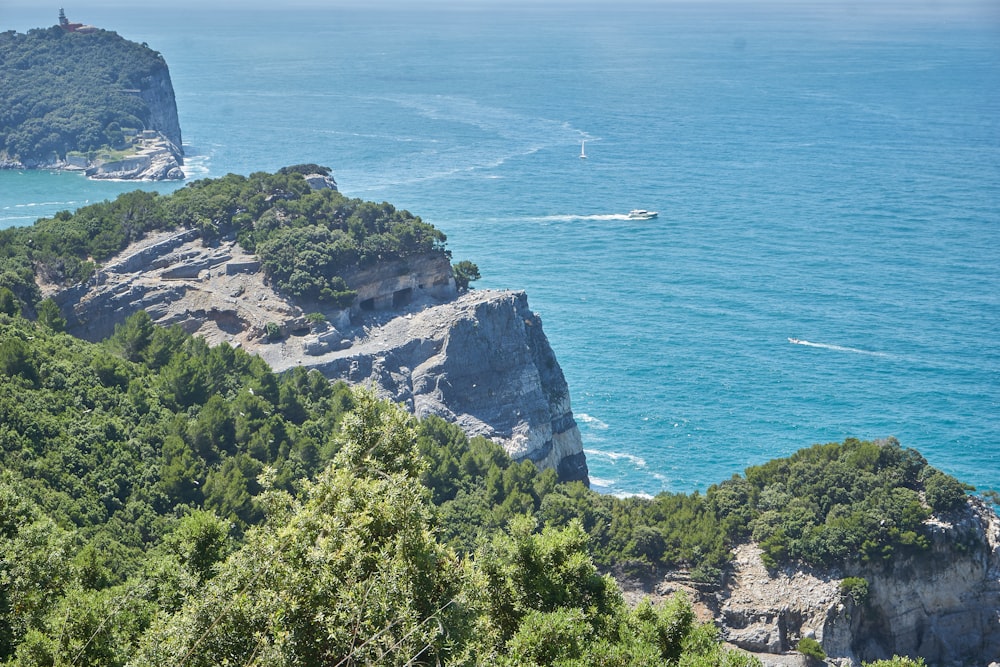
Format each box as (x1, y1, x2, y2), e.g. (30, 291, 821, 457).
(579, 140, 587, 159)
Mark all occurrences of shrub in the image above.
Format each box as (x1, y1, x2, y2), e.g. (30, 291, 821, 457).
(863, 657, 926, 667)
(305, 312, 326, 327)
(839, 577, 869, 606)
(923, 469, 968, 512)
(797, 636, 825, 661)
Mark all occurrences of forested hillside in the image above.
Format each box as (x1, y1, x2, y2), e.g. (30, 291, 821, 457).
(0, 312, 764, 666)
(0, 25, 177, 165)
(0, 305, 966, 665)
(0, 168, 448, 313)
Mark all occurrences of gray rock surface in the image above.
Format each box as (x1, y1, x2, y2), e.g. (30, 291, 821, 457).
(296, 289, 588, 482)
(86, 131, 184, 180)
(712, 498, 1000, 666)
(138, 64, 183, 149)
(49, 230, 588, 482)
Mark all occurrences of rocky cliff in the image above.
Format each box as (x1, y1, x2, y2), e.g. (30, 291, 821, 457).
(667, 497, 1000, 666)
(49, 230, 588, 483)
(82, 131, 184, 181)
(300, 290, 588, 482)
(138, 64, 183, 150)
(83, 62, 186, 180)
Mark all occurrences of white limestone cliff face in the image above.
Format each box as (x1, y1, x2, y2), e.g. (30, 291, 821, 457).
(138, 62, 183, 150)
(715, 497, 1000, 666)
(87, 58, 185, 180)
(86, 132, 184, 180)
(846, 498, 1000, 664)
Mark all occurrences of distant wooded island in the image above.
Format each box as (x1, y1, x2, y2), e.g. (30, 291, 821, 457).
(0, 13, 183, 179)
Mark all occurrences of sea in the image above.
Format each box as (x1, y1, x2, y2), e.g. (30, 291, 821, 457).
(2, 1, 999, 497)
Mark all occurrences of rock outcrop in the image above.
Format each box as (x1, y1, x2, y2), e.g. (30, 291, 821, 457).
(84, 131, 184, 180)
(49, 230, 588, 483)
(708, 498, 1000, 666)
(137, 64, 183, 150)
(298, 290, 588, 482)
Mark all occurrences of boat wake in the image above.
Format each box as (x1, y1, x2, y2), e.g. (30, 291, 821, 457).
(788, 337, 888, 357)
(534, 213, 633, 222)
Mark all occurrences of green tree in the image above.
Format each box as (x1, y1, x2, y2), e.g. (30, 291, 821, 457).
(472, 515, 625, 650)
(797, 636, 825, 662)
(133, 400, 467, 667)
(923, 469, 968, 512)
(0, 287, 18, 316)
(0, 336, 36, 382)
(839, 577, 869, 606)
(35, 298, 65, 331)
(111, 310, 155, 362)
(453, 260, 481, 291)
(165, 510, 233, 582)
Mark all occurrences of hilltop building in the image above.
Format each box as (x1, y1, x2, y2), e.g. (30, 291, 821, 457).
(58, 9, 97, 34)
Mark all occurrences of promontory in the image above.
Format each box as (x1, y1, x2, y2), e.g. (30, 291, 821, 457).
(1, 167, 998, 665)
(0, 11, 184, 180)
(0, 165, 588, 482)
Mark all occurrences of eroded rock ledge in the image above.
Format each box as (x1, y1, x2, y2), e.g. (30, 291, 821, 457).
(626, 497, 1000, 666)
(2, 129, 184, 180)
(50, 230, 588, 483)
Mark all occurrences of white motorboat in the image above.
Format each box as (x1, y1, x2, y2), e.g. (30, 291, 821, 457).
(627, 209, 658, 220)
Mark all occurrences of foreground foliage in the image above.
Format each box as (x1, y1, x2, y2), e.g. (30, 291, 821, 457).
(0, 313, 763, 665)
(0, 309, 971, 664)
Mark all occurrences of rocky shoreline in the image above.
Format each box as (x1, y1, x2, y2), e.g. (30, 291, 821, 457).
(0, 130, 184, 181)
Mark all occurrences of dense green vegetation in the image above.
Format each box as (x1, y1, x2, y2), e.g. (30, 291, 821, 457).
(0, 26, 172, 163)
(0, 308, 977, 664)
(0, 168, 449, 312)
(452, 259, 481, 291)
(709, 436, 972, 569)
(0, 312, 767, 666)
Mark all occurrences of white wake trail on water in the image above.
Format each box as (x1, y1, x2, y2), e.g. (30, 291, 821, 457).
(584, 449, 647, 468)
(532, 214, 632, 222)
(344, 93, 593, 191)
(788, 338, 890, 358)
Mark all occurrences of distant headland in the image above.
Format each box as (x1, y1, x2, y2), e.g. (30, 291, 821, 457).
(0, 11, 184, 180)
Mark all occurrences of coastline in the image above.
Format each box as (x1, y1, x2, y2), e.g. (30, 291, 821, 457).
(0, 132, 184, 182)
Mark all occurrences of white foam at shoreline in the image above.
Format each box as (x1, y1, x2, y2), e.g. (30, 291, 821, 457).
(584, 449, 647, 468)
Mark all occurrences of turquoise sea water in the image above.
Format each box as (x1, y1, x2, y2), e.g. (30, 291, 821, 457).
(2, 3, 999, 496)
